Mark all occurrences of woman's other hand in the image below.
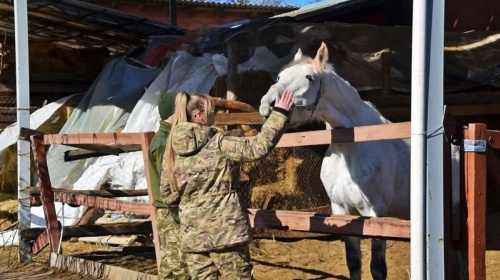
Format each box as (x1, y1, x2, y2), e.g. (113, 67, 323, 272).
(274, 90, 295, 111)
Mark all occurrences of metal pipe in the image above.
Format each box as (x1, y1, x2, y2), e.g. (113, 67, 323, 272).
(14, 0, 32, 263)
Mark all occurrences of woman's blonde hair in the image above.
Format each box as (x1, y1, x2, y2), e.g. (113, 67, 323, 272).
(166, 91, 215, 192)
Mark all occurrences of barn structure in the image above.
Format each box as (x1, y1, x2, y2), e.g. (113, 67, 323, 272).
(1, 0, 500, 279)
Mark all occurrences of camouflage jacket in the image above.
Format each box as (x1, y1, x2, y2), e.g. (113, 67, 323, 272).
(170, 109, 288, 252)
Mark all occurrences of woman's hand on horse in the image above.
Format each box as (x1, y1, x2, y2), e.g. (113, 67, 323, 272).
(274, 90, 295, 111)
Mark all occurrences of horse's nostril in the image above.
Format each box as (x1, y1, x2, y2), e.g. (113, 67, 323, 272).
(270, 101, 276, 108)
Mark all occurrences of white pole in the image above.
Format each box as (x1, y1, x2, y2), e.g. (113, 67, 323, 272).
(410, 0, 427, 276)
(411, 0, 446, 279)
(14, 0, 31, 263)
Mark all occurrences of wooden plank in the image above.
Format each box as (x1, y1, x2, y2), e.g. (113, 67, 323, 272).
(49, 253, 157, 280)
(31, 231, 50, 255)
(464, 124, 487, 280)
(20, 128, 142, 155)
(487, 130, 500, 149)
(30, 134, 61, 254)
(276, 121, 411, 148)
(381, 52, 392, 96)
(215, 112, 264, 125)
(21, 221, 153, 241)
(78, 235, 138, 246)
(364, 91, 500, 108)
(140, 132, 163, 271)
(226, 41, 238, 101)
(30, 192, 152, 214)
(26, 186, 148, 198)
(41, 132, 144, 145)
(248, 209, 410, 240)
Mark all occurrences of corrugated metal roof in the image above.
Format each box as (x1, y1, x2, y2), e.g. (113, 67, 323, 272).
(147, 0, 297, 11)
(0, 0, 186, 54)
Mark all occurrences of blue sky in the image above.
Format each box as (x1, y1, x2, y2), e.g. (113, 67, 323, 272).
(284, 0, 320, 7)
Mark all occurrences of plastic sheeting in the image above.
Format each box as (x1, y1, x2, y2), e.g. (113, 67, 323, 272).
(26, 57, 161, 231)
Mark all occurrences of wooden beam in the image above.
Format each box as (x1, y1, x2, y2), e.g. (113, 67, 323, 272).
(381, 52, 392, 96)
(464, 124, 487, 280)
(63, 144, 142, 160)
(32, 231, 50, 255)
(49, 253, 156, 280)
(30, 134, 61, 254)
(248, 209, 410, 240)
(30, 191, 152, 215)
(20, 128, 143, 155)
(41, 132, 145, 145)
(276, 121, 411, 148)
(26, 186, 148, 199)
(364, 91, 500, 108)
(21, 221, 153, 241)
(139, 132, 162, 271)
(215, 112, 264, 125)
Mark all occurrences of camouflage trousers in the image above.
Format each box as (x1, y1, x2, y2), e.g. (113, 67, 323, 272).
(184, 244, 253, 280)
(157, 208, 190, 280)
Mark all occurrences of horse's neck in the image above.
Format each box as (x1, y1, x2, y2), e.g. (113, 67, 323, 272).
(316, 72, 386, 128)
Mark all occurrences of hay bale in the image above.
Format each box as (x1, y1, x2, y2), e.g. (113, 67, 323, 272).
(241, 146, 330, 212)
(0, 97, 78, 194)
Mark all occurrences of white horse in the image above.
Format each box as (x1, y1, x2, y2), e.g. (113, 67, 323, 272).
(259, 42, 412, 280)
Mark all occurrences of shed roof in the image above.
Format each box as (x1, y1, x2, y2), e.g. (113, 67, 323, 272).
(147, 0, 297, 12)
(0, 0, 186, 54)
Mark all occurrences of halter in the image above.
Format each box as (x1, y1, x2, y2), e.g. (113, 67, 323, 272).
(291, 80, 322, 122)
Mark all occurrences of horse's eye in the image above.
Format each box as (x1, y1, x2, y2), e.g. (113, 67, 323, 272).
(306, 75, 313, 81)
(276, 75, 280, 82)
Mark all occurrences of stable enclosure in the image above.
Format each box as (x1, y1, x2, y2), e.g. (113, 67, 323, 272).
(20, 110, 500, 279)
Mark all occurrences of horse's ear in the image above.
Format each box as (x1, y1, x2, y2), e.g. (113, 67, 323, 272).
(294, 48, 303, 61)
(313, 42, 329, 69)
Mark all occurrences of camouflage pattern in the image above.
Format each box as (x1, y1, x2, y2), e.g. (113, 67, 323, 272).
(157, 208, 190, 280)
(167, 110, 288, 253)
(149, 121, 189, 279)
(185, 245, 253, 280)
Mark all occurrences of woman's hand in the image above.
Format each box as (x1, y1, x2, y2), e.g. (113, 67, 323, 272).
(274, 90, 295, 111)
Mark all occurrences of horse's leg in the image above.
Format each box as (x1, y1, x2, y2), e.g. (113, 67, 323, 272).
(330, 202, 362, 280)
(344, 235, 362, 280)
(370, 238, 387, 280)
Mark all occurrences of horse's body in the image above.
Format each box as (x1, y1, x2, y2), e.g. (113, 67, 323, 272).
(259, 43, 411, 280)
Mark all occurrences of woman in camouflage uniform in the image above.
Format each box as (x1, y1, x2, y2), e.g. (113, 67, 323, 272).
(162, 91, 294, 279)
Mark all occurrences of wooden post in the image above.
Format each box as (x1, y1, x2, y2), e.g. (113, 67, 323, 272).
(226, 42, 238, 101)
(140, 132, 162, 271)
(381, 51, 392, 96)
(30, 134, 61, 253)
(464, 123, 487, 280)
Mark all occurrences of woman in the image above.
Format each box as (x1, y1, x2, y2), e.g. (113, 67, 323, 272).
(163, 91, 294, 279)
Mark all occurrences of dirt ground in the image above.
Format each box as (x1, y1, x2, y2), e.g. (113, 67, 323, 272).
(1, 236, 500, 280)
(2, 193, 500, 279)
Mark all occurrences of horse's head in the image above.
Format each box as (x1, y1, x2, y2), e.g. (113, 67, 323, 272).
(259, 42, 329, 125)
